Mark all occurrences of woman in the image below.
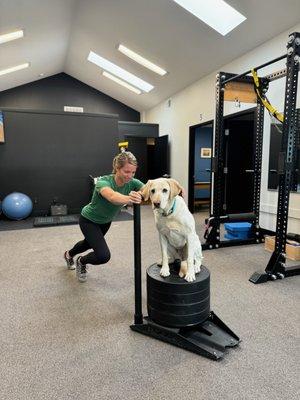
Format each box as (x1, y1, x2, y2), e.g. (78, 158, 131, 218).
(64, 151, 143, 282)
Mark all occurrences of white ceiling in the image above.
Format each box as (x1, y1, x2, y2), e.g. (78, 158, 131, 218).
(1, 0, 300, 112)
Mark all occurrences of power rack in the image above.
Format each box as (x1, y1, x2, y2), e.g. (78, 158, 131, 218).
(203, 32, 300, 284)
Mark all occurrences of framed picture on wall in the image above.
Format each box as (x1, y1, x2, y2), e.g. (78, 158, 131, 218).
(200, 147, 211, 158)
(0, 111, 4, 143)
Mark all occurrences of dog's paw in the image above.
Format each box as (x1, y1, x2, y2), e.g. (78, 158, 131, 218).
(194, 264, 201, 274)
(179, 260, 187, 278)
(184, 272, 196, 282)
(160, 267, 170, 277)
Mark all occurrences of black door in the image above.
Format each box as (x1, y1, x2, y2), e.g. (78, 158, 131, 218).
(224, 116, 255, 214)
(125, 135, 169, 183)
(150, 135, 169, 178)
(125, 136, 148, 183)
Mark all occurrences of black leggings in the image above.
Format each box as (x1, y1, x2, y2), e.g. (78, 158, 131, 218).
(69, 215, 111, 266)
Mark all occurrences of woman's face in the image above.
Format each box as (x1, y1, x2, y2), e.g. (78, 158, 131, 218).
(116, 162, 137, 184)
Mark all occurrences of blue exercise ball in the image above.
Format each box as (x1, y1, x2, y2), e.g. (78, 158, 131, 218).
(2, 192, 33, 220)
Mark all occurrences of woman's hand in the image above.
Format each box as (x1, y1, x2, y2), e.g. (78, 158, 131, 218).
(129, 191, 142, 204)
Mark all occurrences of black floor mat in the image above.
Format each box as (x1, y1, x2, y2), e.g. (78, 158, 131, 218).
(33, 215, 80, 227)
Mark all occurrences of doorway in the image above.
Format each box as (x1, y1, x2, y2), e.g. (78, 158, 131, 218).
(124, 135, 169, 183)
(188, 110, 256, 215)
(188, 121, 213, 213)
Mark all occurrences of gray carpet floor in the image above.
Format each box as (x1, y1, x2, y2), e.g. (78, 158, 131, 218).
(0, 205, 299, 400)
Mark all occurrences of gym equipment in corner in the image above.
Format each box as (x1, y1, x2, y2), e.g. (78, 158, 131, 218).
(130, 204, 240, 360)
(205, 31, 300, 284)
(248, 32, 300, 283)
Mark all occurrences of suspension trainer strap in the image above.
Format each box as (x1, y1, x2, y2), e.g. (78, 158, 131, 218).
(251, 69, 284, 123)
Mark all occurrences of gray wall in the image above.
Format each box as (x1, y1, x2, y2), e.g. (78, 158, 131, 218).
(0, 73, 140, 122)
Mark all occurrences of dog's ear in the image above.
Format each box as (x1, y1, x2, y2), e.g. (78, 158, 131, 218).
(140, 180, 152, 201)
(168, 179, 183, 200)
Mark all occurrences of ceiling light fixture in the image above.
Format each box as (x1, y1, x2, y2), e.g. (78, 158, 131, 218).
(88, 51, 154, 92)
(117, 44, 167, 76)
(172, 0, 246, 36)
(0, 30, 24, 44)
(0, 62, 30, 76)
(102, 71, 142, 94)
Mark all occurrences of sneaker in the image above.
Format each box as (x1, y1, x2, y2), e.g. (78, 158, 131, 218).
(64, 251, 75, 270)
(76, 257, 87, 283)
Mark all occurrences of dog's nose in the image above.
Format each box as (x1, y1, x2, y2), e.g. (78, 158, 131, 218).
(153, 202, 160, 208)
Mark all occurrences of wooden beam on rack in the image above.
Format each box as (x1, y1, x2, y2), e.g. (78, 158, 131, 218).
(224, 82, 257, 103)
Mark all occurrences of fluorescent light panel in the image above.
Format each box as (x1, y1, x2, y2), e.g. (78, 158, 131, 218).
(0, 30, 24, 44)
(0, 62, 30, 76)
(118, 44, 167, 76)
(172, 0, 246, 36)
(88, 51, 153, 92)
(102, 71, 142, 94)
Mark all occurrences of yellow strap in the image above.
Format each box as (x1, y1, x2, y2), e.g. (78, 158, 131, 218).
(251, 69, 284, 123)
(252, 68, 260, 88)
(118, 141, 129, 148)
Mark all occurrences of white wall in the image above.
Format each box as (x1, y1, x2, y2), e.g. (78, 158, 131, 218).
(142, 24, 300, 232)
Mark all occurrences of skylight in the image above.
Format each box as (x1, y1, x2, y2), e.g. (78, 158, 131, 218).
(117, 44, 167, 76)
(0, 62, 30, 76)
(0, 30, 24, 44)
(87, 51, 154, 93)
(102, 71, 142, 95)
(172, 0, 246, 36)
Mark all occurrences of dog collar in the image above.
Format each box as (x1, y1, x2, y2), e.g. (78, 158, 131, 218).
(162, 198, 176, 217)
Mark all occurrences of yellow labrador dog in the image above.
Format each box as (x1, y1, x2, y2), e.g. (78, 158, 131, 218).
(142, 178, 203, 282)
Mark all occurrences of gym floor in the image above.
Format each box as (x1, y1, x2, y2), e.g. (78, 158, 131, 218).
(1, 205, 299, 400)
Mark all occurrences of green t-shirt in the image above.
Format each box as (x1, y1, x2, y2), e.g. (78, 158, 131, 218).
(81, 174, 144, 224)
